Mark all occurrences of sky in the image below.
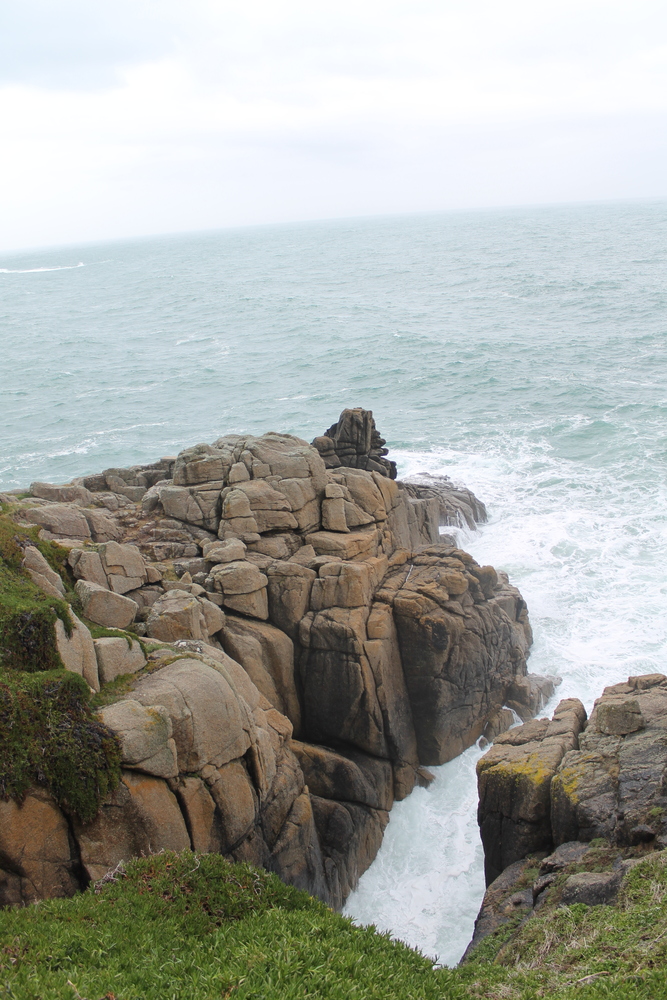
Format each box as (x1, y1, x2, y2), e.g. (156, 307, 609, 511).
(1, 0, 666, 252)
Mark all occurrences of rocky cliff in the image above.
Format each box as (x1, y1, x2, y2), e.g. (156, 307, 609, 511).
(469, 671, 667, 958)
(0, 409, 551, 910)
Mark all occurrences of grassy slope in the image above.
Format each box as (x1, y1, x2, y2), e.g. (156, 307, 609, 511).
(2, 852, 667, 1000)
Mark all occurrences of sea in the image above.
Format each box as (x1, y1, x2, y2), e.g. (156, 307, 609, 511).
(2, 200, 666, 965)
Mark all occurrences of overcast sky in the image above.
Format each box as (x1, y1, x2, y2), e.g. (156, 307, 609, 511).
(1, 0, 666, 252)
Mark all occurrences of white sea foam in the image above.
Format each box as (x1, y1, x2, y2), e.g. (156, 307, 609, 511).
(0, 263, 84, 273)
(344, 434, 667, 964)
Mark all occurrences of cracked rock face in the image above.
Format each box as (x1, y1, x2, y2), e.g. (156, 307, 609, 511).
(3, 409, 548, 911)
(476, 672, 667, 897)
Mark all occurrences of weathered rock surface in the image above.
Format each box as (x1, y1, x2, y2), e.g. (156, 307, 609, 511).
(222, 616, 301, 730)
(98, 700, 178, 778)
(5, 409, 549, 911)
(476, 673, 667, 898)
(55, 611, 100, 691)
(22, 545, 66, 597)
(552, 674, 667, 849)
(73, 770, 191, 882)
(402, 472, 488, 529)
(477, 698, 587, 884)
(312, 407, 397, 479)
(463, 841, 645, 961)
(94, 637, 146, 684)
(0, 789, 83, 906)
(145, 592, 208, 642)
(75, 579, 138, 629)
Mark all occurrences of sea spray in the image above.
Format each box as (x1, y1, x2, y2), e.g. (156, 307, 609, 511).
(344, 427, 667, 963)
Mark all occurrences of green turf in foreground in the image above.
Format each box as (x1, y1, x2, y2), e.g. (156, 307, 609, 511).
(2, 852, 667, 1000)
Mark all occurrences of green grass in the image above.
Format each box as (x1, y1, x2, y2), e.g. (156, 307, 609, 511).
(2, 852, 667, 999)
(0, 853, 457, 1000)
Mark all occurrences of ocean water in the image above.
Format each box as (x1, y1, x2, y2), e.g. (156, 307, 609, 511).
(2, 201, 666, 964)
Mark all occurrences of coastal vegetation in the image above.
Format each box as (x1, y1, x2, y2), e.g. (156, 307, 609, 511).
(1, 849, 666, 999)
(0, 505, 121, 821)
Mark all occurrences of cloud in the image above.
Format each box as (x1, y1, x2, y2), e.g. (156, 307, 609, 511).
(0, 0, 181, 88)
(1, 0, 666, 251)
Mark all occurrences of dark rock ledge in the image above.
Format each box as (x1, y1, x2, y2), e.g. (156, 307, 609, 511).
(0, 409, 554, 910)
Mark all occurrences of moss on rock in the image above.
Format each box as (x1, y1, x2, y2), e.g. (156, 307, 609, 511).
(0, 668, 121, 822)
(0, 512, 74, 671)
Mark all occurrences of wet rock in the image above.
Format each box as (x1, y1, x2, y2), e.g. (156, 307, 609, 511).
(291, 740, 393, 811)
(312, 408, 396, 479)
(311, 795, 389, 908)
(402, 473, 488, 529)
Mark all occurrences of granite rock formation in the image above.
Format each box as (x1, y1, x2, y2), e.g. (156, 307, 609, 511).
(467, 673, 667, 959)
(477, 673, 667, 888)
(1, 409, 550, 911)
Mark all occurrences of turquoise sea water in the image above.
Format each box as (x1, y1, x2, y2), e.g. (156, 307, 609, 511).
(2, 200, 666, 963)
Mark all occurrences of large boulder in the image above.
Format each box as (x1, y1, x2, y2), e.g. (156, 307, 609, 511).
(94, 637, 146, 684)
(98, 699, 177, 778)
(22, 545, 65, 597)
(126, 659, 253, 772)
(145, 592, 207, 642)
(30, 482, 93, 505)
(69, 548, 109, 588)
(23, 503, 91, 540)
(75, 580, 138, 630)
(55, 610, 100, 691)
(98, 541, 147, 594)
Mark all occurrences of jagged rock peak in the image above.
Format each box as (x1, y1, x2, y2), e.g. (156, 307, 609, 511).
(312, 408, 397, 479)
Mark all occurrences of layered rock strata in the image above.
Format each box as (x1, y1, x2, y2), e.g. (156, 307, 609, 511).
(1, 410, 550, 911)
